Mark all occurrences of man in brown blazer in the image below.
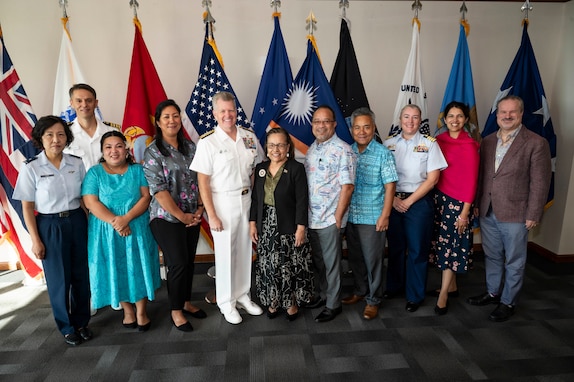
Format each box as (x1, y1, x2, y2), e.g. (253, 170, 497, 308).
(467, 95, 551, 322)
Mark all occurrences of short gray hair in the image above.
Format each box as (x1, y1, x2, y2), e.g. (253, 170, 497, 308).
(350, 107, 376, 126)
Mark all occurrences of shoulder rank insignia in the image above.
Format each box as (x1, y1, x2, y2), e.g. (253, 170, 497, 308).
(25, 156, 39, 164)
(200, 130, 215, 139)
(103, 121, 121, 130)
(239, 126, 254, 133)
(423, 134, 436, 142)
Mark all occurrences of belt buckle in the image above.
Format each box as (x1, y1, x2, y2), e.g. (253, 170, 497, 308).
(59, 211, 70, 218)
(241, 189, 249, 195)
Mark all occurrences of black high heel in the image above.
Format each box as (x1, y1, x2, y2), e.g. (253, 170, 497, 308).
(122, 321, 137, 329)
(434, 303, 449, 316)
(138, 321, 151, 332)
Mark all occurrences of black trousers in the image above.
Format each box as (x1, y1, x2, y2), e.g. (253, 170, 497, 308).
(150, 218, 200, 310)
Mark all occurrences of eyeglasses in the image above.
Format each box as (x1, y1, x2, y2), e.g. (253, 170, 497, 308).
(267, 143, 288, 150)
(311, 120, 334, 126)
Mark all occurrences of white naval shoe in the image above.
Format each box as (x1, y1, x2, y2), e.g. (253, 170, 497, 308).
(236, 300, 264, 316)
(222, 308, 242, 325)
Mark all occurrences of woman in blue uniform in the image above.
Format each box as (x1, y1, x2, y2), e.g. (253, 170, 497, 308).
(13, 115, 91, 346)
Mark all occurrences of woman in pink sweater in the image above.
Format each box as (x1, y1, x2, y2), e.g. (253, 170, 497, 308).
(430, 101, 480, 315)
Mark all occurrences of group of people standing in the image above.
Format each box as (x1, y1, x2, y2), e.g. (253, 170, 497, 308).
(12, 83, 551, 346)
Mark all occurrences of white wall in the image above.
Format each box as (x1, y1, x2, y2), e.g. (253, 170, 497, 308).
(1, 0, 572, 255)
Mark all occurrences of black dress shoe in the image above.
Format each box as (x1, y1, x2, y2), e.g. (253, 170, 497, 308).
(122, 321, 137, 329)
(405, 301, 420, 312)
(382, 290, 402, 300)
(267, 308, 280, 319)
(434, 304, 448, 316)
(64, 332, 82, 346)
(489, 304, 515, 322)
(306, 296, 326, 309)
(286, 311, 299, 321)
(315, 306, 342, 322)
(427, 289, 459, 298)
(183, 308, 207, 319)
(138, 321, 151, 332)
(172, 319, 194, 332)
(467, 292, 500, 306)
(78, 327, 93, 341)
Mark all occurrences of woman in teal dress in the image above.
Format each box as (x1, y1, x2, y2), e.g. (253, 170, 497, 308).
(82, 131, 160, 332)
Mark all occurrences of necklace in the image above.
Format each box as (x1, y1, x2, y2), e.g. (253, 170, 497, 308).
(104, 162, 127, 176)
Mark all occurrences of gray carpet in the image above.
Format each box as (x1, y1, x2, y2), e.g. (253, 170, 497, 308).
(1, 256, 574, 382)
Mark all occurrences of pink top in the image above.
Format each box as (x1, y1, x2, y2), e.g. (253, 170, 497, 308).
(436, 131, 480, 204)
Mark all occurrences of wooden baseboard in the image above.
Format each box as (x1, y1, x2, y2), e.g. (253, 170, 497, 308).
(527, 242, 574, 263)
(0, 261, 22, 271)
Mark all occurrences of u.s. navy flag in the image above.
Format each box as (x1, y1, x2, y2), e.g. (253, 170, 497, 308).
(482, 22, 557, 206)
(389, 18, 429, 137)
(53, 16, 102, 122)
(122, 17, 168, 163)
(330, 17, 381, 142)
(0, 27, 43, 279)
(185, 25, 250, 137)
(436, 21, 479, 140)
(251, 12, 292, 145)
(272, 37, 352, 154)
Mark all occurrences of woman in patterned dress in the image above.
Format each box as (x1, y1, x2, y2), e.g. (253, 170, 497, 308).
(430, 101, 480, 315)
(249, 128, 312, 321)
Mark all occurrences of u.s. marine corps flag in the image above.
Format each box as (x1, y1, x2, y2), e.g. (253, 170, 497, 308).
(482, 21, 557, 206)
(388, 17, 429, 137)
(122, 17, 168, 163)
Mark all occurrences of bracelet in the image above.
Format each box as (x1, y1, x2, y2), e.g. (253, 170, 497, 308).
(456, 216, 469, 223)
(197, 203, 204, 207)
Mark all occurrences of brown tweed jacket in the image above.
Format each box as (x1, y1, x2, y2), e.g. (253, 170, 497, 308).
(476, 126, 551, 223)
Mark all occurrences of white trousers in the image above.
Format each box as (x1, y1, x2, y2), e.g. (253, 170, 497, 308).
(211, 190, 253, 314)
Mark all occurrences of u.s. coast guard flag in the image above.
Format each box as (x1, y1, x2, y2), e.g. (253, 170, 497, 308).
(389, 18, 429, 137)
(482, 22, 557, 206)
(185, 25, 250, 138)
(330, 17, 381, 143)
(53, 16, 102, 122)
(251, 12, 292, 144)
(0, 26, 43, 280)
(436, 21, 479, 138)
(271, 36, 352, 154)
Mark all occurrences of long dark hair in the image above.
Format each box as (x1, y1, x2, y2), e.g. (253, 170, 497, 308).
(99, 130, 134, 164)
(154, 99, 189, 157)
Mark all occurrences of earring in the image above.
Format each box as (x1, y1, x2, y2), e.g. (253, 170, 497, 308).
(287, 153, 290, 157)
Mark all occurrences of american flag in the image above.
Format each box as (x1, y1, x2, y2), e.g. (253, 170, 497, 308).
(185, 25, 250, 136)
(0, 27, 43, 279)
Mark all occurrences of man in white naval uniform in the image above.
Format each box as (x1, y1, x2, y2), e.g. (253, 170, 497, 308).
(63, 84, 119, 169)
(190, 91, 265, 325)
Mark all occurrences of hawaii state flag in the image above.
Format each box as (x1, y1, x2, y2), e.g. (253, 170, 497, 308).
(185, 25, 250, 138)
(0, 26, 43, 279)
(482, 22, 557, 206)
(53, 16, 102, 122)
(251, 12, 292, 145)
(389, 18, 429, 137)
(272, 36, 352, 154)
(436, 21, 479, 138)
(330, 17, 381, 142)
(122, 17, 168, 163)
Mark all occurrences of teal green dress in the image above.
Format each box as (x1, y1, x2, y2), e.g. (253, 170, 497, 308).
(82, 163, 160, 309)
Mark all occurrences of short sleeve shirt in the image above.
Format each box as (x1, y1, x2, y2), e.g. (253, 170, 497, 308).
(304, 134, 356, 229)
(190, 126, 264, 193)
(349, 140, 398, 225)
(63, 119, 117, 169)
(142, 139, 199, 223)
(12, 151, 85, 213)
(383, 131, 447, 193)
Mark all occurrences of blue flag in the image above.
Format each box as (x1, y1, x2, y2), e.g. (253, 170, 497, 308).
(185, 25, 250, 136)
(483, 22, 557, 204)
(272, 38, 352, 149)
(251, 13, 292, 144)
(436, 21, 479, 138)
